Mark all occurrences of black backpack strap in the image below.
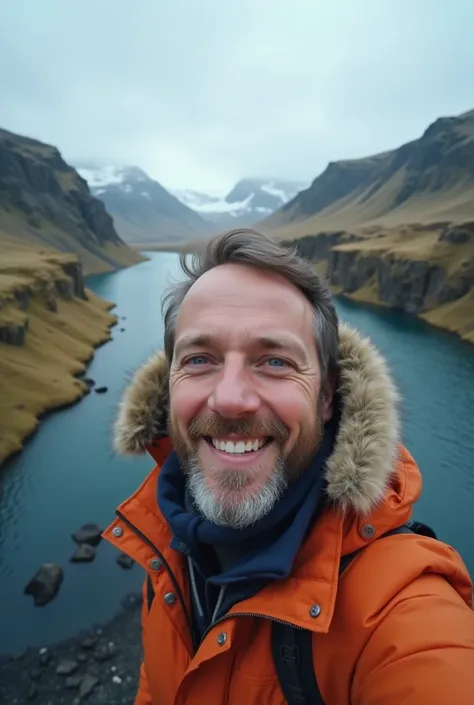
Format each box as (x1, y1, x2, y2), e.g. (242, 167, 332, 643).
(272, 522, 423, 704)
(272, 623, 324, 705)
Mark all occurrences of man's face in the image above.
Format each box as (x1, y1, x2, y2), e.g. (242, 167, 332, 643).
(168, 263, 333, 528)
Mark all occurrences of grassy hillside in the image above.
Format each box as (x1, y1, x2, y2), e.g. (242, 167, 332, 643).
(264, 108, 474, 240)
(0, 245, 117, 466)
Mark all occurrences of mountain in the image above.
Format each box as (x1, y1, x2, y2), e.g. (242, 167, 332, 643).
(77, 165, 211, 245)
(173, 178, 307, 228)
(264, 108, 474, 238)
(263, 108, 474, 345)
(0, 128, 142, 465)
(0, 128, 142, 275)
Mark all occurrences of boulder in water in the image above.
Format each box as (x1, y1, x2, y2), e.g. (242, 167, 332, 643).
(71, 523, 103, 546)
(70, 544, 96, 562)
(24, 563, 64, 606)
(94, 386, 108, 394)
(117, 552, 134, 569)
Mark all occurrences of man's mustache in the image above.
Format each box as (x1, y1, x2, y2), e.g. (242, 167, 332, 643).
(187, 415, 290, 444)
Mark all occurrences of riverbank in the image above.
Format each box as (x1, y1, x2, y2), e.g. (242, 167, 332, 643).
(0, 249, 120, 467)
(0, 593, 142, 705)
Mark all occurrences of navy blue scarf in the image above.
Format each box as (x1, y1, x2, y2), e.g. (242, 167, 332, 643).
(157, 418, 338, 585)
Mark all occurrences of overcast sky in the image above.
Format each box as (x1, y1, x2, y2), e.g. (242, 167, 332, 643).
(1, 1, 473, 194)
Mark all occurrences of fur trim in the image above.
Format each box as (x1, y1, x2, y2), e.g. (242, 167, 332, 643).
(113, 324, 400, 514)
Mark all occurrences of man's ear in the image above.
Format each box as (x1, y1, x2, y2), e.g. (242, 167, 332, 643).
(320, 370, 336, 422)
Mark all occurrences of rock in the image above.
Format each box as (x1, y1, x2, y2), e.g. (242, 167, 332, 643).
(56, 658, 79, 675)
(77, 652, 88, 663)
(439, 226, 472, 243)
(27, 683, 38, 700)
(38, 648, 52, 667)
(83, 377, 96, 389)
(71, 523, 102, 546)
(117, 553, 134, 569)
(70, 544, 96, 562)
(95, 386, 108, 394)
(120, 327, 125, 332)
(93, 643, 116, 662)
(79, 673, 100, 698)
(81, 634, 98, 650)
(24, 563, 64, 606)
(65, 673, 83, 689)
(30, 667, 43, 680)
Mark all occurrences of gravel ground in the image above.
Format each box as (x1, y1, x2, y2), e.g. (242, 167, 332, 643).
(0, 594, 143, 705)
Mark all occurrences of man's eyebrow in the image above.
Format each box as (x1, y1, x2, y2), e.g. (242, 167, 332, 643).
(174, 334, 214, 359)
(255, 336, 308, 363)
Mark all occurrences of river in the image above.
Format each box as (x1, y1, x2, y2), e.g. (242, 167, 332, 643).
(1, 251, 473, 655)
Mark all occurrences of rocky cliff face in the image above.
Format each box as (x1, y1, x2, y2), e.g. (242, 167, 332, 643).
(0, 128, 143, 274)
(287, 223, 474, 342)
(0, 256, 87, 346)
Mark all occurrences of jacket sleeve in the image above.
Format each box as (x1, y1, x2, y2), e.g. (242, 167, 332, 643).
(353, 573, 474, 705)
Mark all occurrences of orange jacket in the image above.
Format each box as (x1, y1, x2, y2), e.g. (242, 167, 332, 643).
(104, 324, 474, 705)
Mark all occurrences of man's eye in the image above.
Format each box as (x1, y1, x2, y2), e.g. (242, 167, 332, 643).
(186, 355, 209, 366)
(265, 357, 287, 368)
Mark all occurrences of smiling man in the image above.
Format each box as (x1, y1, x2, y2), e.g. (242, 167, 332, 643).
(105, 228, 474, 705)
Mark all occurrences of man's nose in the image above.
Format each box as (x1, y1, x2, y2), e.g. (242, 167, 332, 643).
(207, 362, 260, 418)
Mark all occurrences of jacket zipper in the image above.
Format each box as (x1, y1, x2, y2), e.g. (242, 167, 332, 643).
(114, 511, 306, 652)
(199, 611, 305, 646)
(115, 509, 199, 650)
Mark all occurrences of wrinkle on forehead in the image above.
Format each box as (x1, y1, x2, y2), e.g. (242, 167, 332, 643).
(177, 263, 313, 337)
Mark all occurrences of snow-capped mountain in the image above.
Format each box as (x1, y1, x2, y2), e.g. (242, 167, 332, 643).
(76, 164, 210, 245)
(173, 178, 308, 227)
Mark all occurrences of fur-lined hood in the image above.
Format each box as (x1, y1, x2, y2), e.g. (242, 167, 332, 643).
(113, 323, 400, 515)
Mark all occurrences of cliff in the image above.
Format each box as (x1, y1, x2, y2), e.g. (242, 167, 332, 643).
(264, 108, 474, 239)
(286, 223, 474, 343)
(0, 128, 144, 274)
(0, 249, 118, 466)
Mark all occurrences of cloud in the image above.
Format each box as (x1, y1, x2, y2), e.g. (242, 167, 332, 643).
(1, 0, 473, 193)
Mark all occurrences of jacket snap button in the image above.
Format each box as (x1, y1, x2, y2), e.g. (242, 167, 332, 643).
(149, 558, 162, 571)
(360, 523, 376, 540)
(112, 526, 123, 537)
(309, 604, 321, 618)
(164, 592, 176, 605)
(217, 632, 227, 646)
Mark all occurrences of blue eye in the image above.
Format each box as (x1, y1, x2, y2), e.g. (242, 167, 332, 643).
(188, 355, 208, 365)
(266, 357, 286, 367)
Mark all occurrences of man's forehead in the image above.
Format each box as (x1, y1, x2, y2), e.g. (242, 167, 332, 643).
(180, 263, 308, 310)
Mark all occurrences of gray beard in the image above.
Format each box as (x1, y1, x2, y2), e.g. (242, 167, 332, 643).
(184, 454, 288, 529)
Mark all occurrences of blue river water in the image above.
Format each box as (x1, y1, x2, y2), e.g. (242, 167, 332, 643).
(0, 251, 473, 654)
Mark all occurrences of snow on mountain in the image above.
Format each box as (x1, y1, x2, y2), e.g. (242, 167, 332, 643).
(77, 165, 149, 195)
(77, 164, 210, 244)
(172, 178, 308, 226)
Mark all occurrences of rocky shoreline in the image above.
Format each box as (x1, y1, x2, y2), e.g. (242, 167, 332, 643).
(0, 594, 143, 705)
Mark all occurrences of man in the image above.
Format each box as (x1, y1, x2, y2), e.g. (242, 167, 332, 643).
(104, 228, 474, 705)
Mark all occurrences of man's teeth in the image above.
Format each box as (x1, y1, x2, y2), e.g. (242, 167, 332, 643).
(211, 438, 267, 454)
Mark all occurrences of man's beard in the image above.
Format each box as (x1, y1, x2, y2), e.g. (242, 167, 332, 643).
(169, 406, 325, 530)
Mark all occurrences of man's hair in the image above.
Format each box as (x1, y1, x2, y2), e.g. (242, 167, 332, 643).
(161, 228, 339, 386)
